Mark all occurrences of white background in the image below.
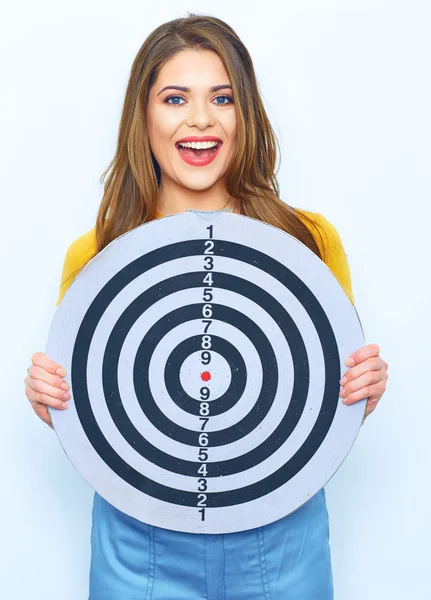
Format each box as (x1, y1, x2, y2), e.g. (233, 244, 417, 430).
(1, 1, 429, 598)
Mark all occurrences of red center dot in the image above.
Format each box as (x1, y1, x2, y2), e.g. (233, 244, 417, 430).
(201, 371, 211, 382)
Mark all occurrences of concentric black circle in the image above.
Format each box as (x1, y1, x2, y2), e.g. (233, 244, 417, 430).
(71, 239, 340, 507)
(164, 335, 247, 416)
(131, 300, 279, 445)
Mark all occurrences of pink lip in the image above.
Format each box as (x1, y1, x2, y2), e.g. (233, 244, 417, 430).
(175, 138, 223, 167)
(176, 136, 222, 143)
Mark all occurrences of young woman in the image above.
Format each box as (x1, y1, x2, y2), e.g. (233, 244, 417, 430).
(24, 14, 388, 600)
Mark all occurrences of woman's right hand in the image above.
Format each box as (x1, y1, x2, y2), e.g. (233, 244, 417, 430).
(24, 352, 70, 429)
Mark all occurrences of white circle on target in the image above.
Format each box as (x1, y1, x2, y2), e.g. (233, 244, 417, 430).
(46, 209, 365, 534)
(179, 352, 231, 400)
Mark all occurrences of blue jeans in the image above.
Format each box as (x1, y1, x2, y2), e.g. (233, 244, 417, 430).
(89, 487, 333, 599)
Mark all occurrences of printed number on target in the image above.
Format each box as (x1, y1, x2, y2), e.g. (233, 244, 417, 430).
(46, 209, 365, 534)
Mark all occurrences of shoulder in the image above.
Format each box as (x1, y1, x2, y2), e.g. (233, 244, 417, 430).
(294, 208, 343, 261)
(293, 208, 355, 305)
(62, 226, 98, 274)
(56, 227, 97, 306)
(65, 226, 97, 257)
(294, 207, 340, 239)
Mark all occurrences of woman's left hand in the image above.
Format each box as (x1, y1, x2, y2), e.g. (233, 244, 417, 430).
(339, 343, 389, 425)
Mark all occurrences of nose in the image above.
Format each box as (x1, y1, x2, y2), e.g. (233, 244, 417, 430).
(185, 100, 216, 129)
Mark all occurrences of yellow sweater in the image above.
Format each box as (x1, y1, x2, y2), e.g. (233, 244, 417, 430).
(56, 209, 354, 307)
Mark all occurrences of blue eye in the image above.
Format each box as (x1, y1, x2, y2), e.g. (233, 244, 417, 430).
(164, 95, 233, 106)
(214, 95, 233, 105)
(165, 96, 184, 105)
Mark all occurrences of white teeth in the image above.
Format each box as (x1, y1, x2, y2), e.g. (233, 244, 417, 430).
(178, 141, 219, 149)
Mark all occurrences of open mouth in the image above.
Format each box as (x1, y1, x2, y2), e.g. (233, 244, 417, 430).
(175, 141, 222, 158)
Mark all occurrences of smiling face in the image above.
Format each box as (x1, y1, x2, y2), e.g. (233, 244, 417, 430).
(146, 49, 237, 202)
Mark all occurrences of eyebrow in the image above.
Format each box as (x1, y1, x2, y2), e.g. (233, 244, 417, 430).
(157, 84, 232, 96)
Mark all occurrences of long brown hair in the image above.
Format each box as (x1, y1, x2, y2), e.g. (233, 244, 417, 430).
(95, 13, 326, 261)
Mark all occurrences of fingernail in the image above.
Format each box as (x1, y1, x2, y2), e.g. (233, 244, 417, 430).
(345, 357, 355, 366)
(62, 402, 68, 409)
(57, 368, 66, 376)
(60, 381, 69, 390)
(340, 376, 347, 385)
(63, 392, 70, 400)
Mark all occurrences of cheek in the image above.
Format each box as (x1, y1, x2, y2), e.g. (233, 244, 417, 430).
(222, 114, 237, 147)
(147, 108, 178, 157)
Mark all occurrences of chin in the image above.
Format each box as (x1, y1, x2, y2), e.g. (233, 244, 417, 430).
(177, 174, 222, 191)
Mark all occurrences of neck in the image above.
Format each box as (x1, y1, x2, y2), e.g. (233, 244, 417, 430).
(157, 178, 240, 215)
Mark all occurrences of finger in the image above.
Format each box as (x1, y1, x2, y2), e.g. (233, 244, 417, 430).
(25, 380, 70, 408)
(340, 356, 383, 386)
(341, 380, 385, 405)
(345, 343, 380, 367)
(340, 367, 384, 401)
(27, 364, 70, 391)
(31, 352, 67, 377)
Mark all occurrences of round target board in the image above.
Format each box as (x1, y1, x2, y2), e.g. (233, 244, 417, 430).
(46, 209, 365, 534)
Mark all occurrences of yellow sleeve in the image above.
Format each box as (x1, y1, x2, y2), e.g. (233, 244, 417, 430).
(297, 210, 355, 306)
(56, 227, 98, 306)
